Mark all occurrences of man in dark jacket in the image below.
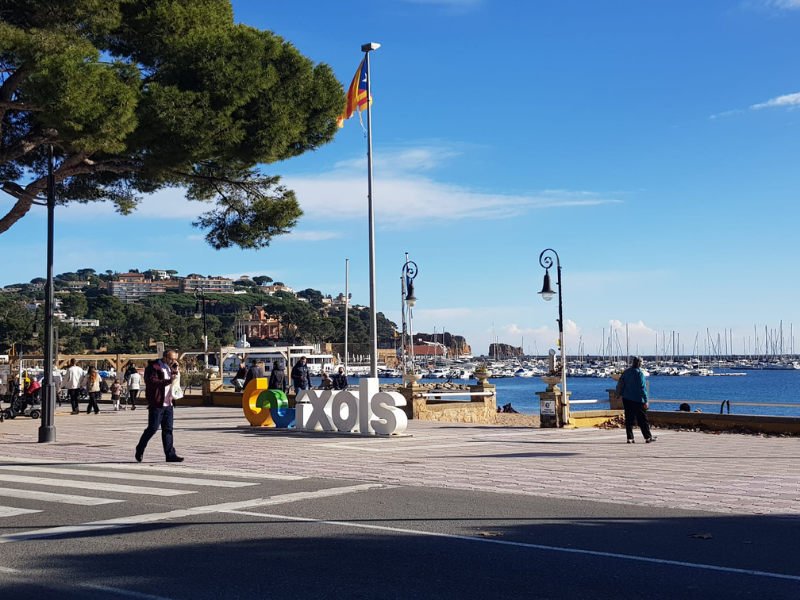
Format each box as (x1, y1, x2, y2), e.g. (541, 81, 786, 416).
(291, 356, 312, 391)
(332, 367, 349, 391)
(244, 361, 266, 387)
(135, 349, 184, 463)
(268, 360, 288, 393)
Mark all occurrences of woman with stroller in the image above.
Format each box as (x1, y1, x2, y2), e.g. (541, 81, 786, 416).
(81, 366, 102, 414)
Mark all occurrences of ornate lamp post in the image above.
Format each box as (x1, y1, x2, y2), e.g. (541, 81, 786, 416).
(538, 248, 569, 425)
(401, 255, 418, 377)
(194, 291, 208, 369)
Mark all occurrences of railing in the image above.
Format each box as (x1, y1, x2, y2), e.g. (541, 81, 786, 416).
(567, 397, 800, 415)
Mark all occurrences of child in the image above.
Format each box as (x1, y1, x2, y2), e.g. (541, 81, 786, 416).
(110, 379, 123, 411)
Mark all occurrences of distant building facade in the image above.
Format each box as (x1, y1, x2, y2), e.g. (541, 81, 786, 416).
(234, 306, 281, 340)
(109, 273, 166, 304)
(261, 283, 294, 295)
(180, 275, 234, 294)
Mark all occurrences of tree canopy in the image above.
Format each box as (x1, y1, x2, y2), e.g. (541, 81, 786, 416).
(0, 0, 345, 248)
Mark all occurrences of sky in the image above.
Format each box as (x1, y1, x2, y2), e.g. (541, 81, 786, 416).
(1, 0, 799, 357)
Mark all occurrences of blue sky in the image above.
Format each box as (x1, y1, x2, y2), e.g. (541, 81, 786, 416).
(2, 0, 799, 356)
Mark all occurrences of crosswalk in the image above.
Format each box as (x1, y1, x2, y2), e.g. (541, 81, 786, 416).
(0, 458, 299, 525)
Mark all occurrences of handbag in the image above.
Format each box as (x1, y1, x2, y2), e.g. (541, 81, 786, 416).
(171, 375, 184, 400)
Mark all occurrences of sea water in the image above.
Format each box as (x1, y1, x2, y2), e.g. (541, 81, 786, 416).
(413, 369, 800, 417)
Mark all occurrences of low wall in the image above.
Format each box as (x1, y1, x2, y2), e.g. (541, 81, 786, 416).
(570, 409, 623, 428)
(648, 411, 800, 435)
(412, 397, 498, 424)
(567, 408, 800, 435)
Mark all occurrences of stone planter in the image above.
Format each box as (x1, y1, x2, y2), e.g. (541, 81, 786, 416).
(474, 371, 491, 385)
(541, 375, 561, 391)
(611, 373, 622, 381)
(403, 373, 423, 384)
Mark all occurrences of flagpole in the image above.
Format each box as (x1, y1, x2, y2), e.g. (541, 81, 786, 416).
(344, 258, 349, 375)
(362, 42, 380, 378)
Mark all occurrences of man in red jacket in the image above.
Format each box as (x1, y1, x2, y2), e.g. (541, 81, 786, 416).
(135, 349, 184, 463)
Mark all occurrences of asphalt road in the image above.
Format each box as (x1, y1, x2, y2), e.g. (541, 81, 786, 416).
(0, 457, 798, 599)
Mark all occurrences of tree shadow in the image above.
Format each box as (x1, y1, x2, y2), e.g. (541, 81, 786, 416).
(2, 509, 800, 599)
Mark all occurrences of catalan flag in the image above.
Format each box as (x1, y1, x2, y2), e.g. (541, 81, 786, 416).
(337, 57, 372, 128)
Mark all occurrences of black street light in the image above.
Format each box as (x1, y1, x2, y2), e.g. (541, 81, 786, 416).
(194, 291, 208, 369)
(401, 256, 418, 376)
(38, 145, 56, 443)
(538, 248, 569, 425)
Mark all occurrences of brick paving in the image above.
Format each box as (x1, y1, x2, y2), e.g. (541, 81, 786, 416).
(1, 406, 799, 515)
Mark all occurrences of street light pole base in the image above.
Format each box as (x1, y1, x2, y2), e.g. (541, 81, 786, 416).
(37, 426, 56, 443)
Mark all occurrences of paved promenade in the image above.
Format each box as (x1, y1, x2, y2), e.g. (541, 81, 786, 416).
(2, 405, 798, 516)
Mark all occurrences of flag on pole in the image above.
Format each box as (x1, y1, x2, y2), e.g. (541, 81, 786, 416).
(337, 57, 372, 128)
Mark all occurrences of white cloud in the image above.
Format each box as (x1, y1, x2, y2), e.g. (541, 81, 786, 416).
(757, 0, 800, 9)
(751, 92, 800, 110)
(282, 230, 342, 242)
(709, 109, 743, 119)
(298, 146, 622, 223)
(334, 146, 460, 172)
(27, 145, 621, 229)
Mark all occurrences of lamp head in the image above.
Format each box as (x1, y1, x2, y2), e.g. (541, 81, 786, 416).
(194, 300, 202, 319)
(405, 281, 417, 307)
(32, 323, 39, 339)
(361, 42, 381, 52)
(538, 268, 555, 301)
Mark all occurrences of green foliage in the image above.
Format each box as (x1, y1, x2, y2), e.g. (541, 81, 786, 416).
(252, 275, 272, 285)
(60, 294, 88, 318)
(297, 288, 325, 309)
(0, 0, 345, 249)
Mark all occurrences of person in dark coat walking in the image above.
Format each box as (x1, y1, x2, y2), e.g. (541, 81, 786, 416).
(135, 349, 184, 463)
(618, 356, 656, 444)
(332, 367, 349, 391)
(268, 360, 288, 393)
(244, 361, 266, 387)
(291, 356, 312, 391)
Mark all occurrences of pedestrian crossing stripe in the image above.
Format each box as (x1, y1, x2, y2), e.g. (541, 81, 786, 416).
(0, 473, 195, 497)
(0, 506, 41, 518)
(0, 487, 124, 506)
(0, 465, 258, 488)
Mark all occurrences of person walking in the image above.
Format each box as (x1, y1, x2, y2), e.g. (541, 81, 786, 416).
(81, 366, 101, 415)
(126, 363, 141, 410)
(110, 379, 123, 411)
(64, 359, 83, 414)
(332, 367, 349, 391)
(135, 349, 184, 463)
(618, 356, 656, 444)
(268, 360, 288, 394)
(291, 356, 312, 392)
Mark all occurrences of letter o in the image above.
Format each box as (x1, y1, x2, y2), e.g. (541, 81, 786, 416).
(331, 392, 358, 432)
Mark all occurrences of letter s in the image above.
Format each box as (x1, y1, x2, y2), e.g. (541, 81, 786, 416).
(370, 392, 408, 436)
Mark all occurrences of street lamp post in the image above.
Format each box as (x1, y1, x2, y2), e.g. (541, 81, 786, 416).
(538, 248, 569, 425)
(38, 145, 56, 443)
(402, 255, 418, 375)
(194, 291, 208, 369)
